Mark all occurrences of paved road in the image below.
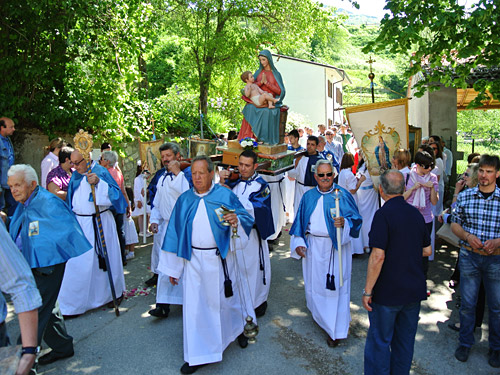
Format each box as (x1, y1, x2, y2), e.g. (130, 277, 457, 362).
(6, 227, 498, 374)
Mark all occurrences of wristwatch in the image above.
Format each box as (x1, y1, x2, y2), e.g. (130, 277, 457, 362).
(21, 346, 40, 356)
(362, 289, 373, 297)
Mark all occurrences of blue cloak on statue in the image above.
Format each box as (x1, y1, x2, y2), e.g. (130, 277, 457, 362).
(9, 186, 92, 268)
(162, 184, 254, 260)
(66, 162, 128, 214)
(290, 185, 362, 249)
(241, 50, 286, 145)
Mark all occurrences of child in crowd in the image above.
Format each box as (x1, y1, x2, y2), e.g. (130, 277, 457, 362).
(241, 71, 278, 108)
(124, 186, 139, 260)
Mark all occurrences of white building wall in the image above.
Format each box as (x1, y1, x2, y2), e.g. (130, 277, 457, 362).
(274, 58, 326, 127)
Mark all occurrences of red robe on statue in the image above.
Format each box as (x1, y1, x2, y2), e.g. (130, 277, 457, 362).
(239, 70, 282, 141)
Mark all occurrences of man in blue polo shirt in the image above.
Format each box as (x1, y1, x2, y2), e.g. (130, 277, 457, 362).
(0, 117, 17, 215)
(362, 170, 431, 375)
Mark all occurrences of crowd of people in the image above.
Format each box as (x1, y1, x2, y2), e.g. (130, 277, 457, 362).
(1, 115, 499, 374)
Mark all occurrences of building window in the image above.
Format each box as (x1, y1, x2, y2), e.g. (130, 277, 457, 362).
(328, 80, 333, 98)
(336, 88, 343, 105)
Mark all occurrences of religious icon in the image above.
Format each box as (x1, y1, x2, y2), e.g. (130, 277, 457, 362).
(361, 121, 400, 176)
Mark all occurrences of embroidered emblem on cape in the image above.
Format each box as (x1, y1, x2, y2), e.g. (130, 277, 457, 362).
(28, 221, 40, 236)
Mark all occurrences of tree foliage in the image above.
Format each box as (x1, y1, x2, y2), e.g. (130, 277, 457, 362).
(363, 0, 500, 108)
(1, 0, 155, 140)
(156, 0, 339, 115)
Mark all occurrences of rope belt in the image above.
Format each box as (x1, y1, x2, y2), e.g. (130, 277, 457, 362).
(462, 245, 500, 256)
(76, 209, 110, 271)
(306, 231, 330, 238)
(192, 246, 218, 251)
(266, 177, 286, 212)
(306, 232, 335, 290)
(296, 181, 315, 187)
(253, 226, 267, 286)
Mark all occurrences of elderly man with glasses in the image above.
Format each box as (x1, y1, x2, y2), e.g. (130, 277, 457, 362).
(290, 159, 362, 347)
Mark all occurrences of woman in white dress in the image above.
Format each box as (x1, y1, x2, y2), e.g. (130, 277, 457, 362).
(355, 154, 378, 252)
(337, 153, 365, 255)
(131, 163, 151, 236)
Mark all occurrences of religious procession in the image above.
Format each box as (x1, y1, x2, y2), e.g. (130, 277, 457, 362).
(2, 1, 500, 375)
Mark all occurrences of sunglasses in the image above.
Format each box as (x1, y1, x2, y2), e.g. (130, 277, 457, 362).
(463, 172, 469, 177)
(317, 172, 334, 178)
(419, 163, 434, 170)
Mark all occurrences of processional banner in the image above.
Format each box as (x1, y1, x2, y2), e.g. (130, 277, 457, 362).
(345, 98, 409, 187)
(139, 139, 164, 175)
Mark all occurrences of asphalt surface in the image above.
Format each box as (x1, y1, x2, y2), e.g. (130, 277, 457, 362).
(5, 226, 499, 374)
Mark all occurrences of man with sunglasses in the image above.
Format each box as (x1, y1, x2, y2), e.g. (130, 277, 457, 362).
(58, 149, 128, 317)
(451, 154, 500, 368)
(290, 159, 362, 347)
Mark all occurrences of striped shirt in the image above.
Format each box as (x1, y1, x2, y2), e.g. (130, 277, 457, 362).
(0, 221, 42, 323)
(452, 186, 500, 247)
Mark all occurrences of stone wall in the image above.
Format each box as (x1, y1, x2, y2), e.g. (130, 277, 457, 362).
(10, 126, 142, 189)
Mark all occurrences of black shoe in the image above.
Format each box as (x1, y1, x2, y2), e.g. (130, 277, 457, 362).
(106, 294, 124, 308)
(237, 333, 248, 348)
(145, 274, 158, 287)
(38, 350, 74, 365)
(149, 303, 170, 318)
(448, 323, 460, 332)
(180, 362, 207, 374)
(454, 345, 470, 362)
(255, 301, 268, 318)
(489, 349, 500, 368)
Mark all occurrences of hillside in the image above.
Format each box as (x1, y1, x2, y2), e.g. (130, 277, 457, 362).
(330, 23, 408, 107)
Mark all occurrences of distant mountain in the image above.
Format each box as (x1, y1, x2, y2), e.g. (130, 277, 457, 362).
(331, 7, 380, 25)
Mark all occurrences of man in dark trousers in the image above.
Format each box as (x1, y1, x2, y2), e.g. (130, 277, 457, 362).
(7, 164, 91, 366)
(451, 154, 500, 368)
(363, 170, 431, 375)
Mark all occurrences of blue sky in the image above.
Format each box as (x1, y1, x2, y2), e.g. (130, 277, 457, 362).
(319, 0, 478, 21)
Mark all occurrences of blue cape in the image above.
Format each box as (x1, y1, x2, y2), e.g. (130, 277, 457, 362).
(242, 50, 286, 145)
(319, 150, 340, 173)
(226, 175, 274, 240)
(9, 186, 92, 268)
(290, 185, 362, 249)
(148, 167, 166, 208)
(162, 184, 254, 260)
(66, 163, 128, 214)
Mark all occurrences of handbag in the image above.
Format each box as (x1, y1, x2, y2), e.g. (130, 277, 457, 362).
(436, 223, 460, 248)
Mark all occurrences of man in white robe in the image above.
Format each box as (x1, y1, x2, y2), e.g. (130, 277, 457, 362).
(158, 156, 255, 374)
(261, 173, 286, 241)
(220, 150, 274, 317)
(290, 159, 362, 347)
(288, 136, 326, 217)
(58, 150, 127, 316)
(149, 142, 191, 318)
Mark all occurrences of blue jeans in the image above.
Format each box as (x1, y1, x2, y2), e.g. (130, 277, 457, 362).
(459, 249, 500, 349)
(365, 301, 421, 375)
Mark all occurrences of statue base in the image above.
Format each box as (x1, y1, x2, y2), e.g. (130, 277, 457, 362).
(218, 141, 295, 174)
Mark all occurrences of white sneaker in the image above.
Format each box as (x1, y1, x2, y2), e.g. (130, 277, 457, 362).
(126, 252, 135, 260)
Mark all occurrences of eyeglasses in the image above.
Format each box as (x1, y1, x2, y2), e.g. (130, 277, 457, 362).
(71, 158, 85, 166)
(463, 172, 469, 177)
(431, 147, 438, 151)
(317, 172, 334, 177)
(419, 163, 434, 170)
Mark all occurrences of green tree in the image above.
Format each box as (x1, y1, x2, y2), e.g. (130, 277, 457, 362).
(1, 0, 155, 139)
(363, 0, 500, 108)
(157, 0, 340, 115)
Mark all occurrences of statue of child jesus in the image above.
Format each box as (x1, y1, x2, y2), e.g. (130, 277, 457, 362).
(241, 71, 278, 109)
